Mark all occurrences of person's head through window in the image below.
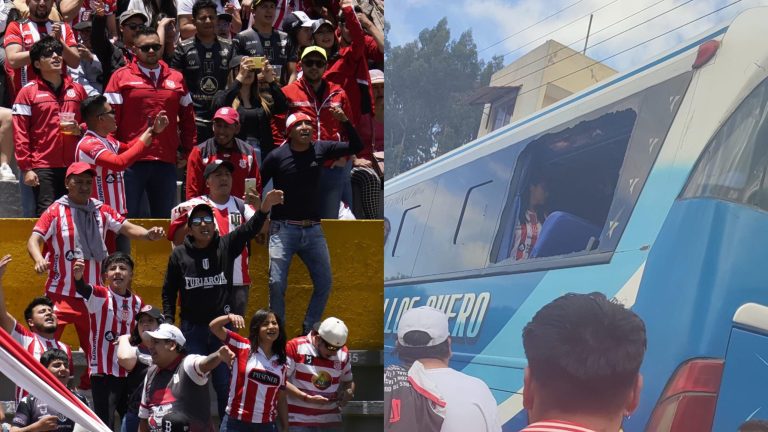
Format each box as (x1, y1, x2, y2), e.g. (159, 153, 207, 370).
(522, 172, 549, 224)
(522, 292, 647, 431)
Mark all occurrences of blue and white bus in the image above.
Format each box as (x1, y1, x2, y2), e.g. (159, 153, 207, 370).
(384, 7, 768, 431)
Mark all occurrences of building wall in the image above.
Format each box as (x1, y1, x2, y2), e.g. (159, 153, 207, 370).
(477, 40, 617, 138)
(0, 219, 383, 350)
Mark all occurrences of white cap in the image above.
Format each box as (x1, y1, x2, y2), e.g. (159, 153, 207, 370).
(294, 11, 314, 27)
(145, 323, 186, 346)
(318, 317, 348, 347)
(397, 306, 449, 347)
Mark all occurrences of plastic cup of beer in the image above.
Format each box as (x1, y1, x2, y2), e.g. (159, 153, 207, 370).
(60, 112, 77, 135)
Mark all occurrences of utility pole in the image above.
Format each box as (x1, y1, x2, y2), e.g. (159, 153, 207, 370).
(583, 14, 593, 55)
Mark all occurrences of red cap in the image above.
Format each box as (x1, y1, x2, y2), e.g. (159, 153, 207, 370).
(66, 162, 96, 178)
(285, 113, 313, 133)
(213, 107, 240, 125)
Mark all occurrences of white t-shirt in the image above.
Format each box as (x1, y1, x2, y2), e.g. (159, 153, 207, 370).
(177, 0, 241, 16)
(423, 368, 501, 432)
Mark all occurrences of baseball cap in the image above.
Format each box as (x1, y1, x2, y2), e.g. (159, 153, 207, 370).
(311, 19, 334, 35)
(285, 113, 313, 132)
(301, 45, 327, 61)
(318, 317, 348, 347)
(397, 306, 450, 347)
(186, 203, 214, 226)
(203, 160, 235, 179)
(136, 304, 163, 322)
(282, 11, 313, 32)
(213, 107, 240, 124)
(145, 323, 186, 346)
(369, 69, 384, 84)
(72, 20, 92, 31)
(66, 162, 96, 178)
(119, 9, 148, 25)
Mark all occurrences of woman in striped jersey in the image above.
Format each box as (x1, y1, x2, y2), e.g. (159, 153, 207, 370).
(210, 309, 289, 432)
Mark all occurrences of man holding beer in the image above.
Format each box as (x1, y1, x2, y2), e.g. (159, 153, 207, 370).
(12, 35, 88, 216)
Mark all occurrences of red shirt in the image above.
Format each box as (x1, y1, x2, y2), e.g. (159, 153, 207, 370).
(281, 77, 352, 142)
(224, 330, 286, 423)
(3, 20, 78, 99)
(83, 285, 143, 377)
(76, 131, 147, 215)
(104, 60, 197, 164)
(32, 200, 126, 297)
(10, 320, 73, 402)
(12, 77, 88, 171)
(185, 140, 262, 201)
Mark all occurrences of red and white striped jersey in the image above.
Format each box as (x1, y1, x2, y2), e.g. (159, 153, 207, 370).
(10, 320, 73, 402)
(169, 196, 255, 285)
(224, 330, 286, 423)
(84, 285, 143, 377)
(285, 334, 353, 427)
(75, 131, 138, 215)
(32, 200, 126, 298)
(74, 0, 116, 26)
(512, 210, 543, 260)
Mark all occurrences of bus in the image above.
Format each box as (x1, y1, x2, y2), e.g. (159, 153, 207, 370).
(383, 7, 768, 431)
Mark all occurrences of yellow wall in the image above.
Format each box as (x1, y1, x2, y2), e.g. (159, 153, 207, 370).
(0, 219, 383, 350)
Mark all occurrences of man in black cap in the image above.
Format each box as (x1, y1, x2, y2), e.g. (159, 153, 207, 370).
(70, 19, 104, 95)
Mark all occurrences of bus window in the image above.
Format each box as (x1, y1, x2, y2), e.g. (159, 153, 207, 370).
(384, 180, 438, 281)
(492, 71, 692, 265)
(682, 78, 768, 209)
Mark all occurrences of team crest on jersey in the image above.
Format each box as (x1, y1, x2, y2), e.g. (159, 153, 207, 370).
(120, 307, 130, 321)
(57, 412, 67, 421)
(200, 77, 218, 94)
(105, 173, 116, 183)
(65, 250, 76, 261)
(230, 213, 241, 227)
(223, 304, 231, 314)
(311, 371, 332, 390)
(202, 258, 209, 270)
(39, 404, 48, 415)
(165, 80, 176, 89)
(66, 89, 76, 98)
(334, 360, 341, 370)
(105, 330, 115, 341)
(239, 159, 246, 168)
(304, 354, 313, 365)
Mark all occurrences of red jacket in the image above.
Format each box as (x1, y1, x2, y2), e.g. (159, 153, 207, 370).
(104, 60, 197, 164)
(185, 138, 262, 200)
(280, 77, 352, 141)
(12, 76, 87, 171)
(324, 6, 372, 126)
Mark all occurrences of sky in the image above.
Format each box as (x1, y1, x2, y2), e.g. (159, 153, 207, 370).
(386, 0, 768, 72)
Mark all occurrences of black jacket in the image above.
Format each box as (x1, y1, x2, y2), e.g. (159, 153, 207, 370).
(91, 14, 131, 85)
(162, 208, 268, 325)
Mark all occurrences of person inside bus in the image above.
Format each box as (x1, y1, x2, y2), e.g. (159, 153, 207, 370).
(511, 173, 549, 260)
(519, 292, 647, 432)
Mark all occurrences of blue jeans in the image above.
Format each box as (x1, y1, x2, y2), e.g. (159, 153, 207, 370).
(317, 160, 352, 219)
(120, 411, 139, 432)
(18, 171, 35, 217)
(124, 161, 177, 218)
(289, 427, 341, 432)
(268, 221, 332, 334)
(180, 320, 231, 420)
(220, 416, 277, 432)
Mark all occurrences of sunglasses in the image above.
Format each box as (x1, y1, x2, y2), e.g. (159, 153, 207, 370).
(98, 109, 115, 118)
(137, 44, 162, 53)
(321, 338, 341, 352)
(190, 215, 214, 226)
(123, 23, 144, 31)
(303, 59, 326, 68)
(41, 48, 63, 58)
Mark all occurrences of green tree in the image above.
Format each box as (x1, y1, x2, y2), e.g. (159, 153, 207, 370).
(386, 18, 504, 179)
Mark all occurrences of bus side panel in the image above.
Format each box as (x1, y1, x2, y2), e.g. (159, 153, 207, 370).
(628, 199, 768, 431)
(712, 326, 768, 430)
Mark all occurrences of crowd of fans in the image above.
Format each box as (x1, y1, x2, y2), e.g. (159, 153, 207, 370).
(0, 0, 381, 430)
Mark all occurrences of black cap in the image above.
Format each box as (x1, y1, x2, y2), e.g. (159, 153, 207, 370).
(203, 160, 235, 178)
(187, 203, 214, 226)
(73, 20, 92, 31)
(136, 305, 163, 322)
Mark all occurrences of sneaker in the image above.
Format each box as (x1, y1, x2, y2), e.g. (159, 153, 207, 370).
(0, 163, 15, 181)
